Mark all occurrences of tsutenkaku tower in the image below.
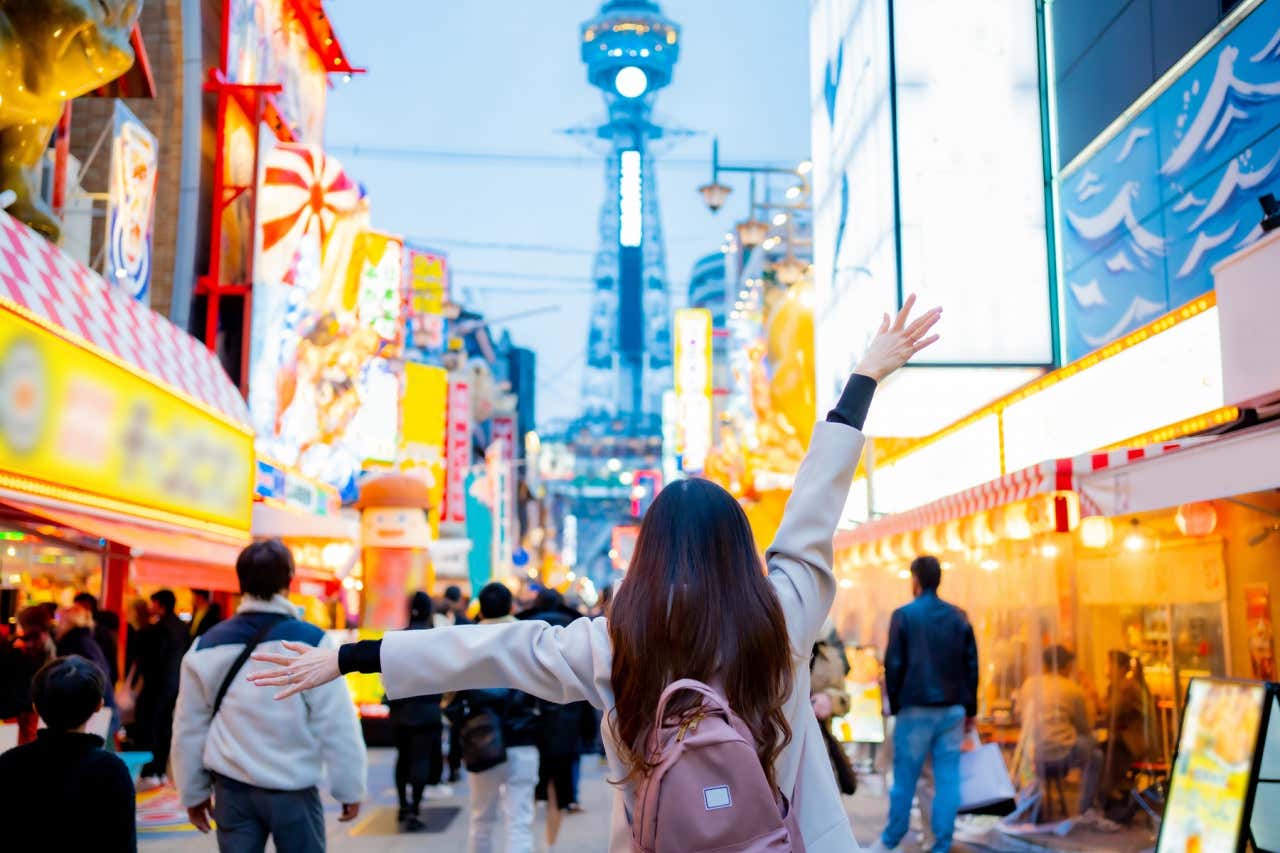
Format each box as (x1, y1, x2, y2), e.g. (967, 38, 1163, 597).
(579, 0, 679, 416)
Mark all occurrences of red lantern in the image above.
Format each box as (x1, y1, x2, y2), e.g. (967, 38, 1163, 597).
(1175, 501, 1217, 537)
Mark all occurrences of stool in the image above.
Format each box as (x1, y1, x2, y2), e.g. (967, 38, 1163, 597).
(1037, 761, 1071, 823)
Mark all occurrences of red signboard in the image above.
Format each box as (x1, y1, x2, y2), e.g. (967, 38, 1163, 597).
(492, 415, 516, 462)
(443, 381, 471, 525)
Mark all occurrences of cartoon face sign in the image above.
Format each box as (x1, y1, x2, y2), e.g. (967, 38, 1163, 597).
(361, 505, 431, 549)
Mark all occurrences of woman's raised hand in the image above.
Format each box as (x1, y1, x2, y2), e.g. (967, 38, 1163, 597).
(247, 640, 342, 700)
(853, 294, 941, 382)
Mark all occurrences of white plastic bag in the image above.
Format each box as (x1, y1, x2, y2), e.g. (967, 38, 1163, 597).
(959, 732, 1017, 813)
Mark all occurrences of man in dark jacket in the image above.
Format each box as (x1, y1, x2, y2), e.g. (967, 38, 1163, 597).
(0, 656, 136, 852)
(872, 555, 979, 853)
(388, 591, 446, 830)
(135, 588, 188, 784)
(74, 592, 120, 685)
(445, 583, 540, 852)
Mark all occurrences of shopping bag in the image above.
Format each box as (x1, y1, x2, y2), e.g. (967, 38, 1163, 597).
(958, 733, 1017, 815)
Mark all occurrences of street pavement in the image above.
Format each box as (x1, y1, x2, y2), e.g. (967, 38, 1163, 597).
(138, 748, 1152, 852)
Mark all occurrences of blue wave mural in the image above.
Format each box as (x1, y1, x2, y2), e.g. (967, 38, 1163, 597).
(1061, 0, 1280, 360)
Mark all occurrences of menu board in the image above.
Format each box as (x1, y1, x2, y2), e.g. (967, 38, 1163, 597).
(1157, 679, 1268, 853)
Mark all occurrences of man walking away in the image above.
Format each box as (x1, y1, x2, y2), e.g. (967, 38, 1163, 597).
(445, 582, 539, 853)
(872, 555, 978, 853)
(0, 656, 136, 852)
(74, 592, 120, 685)
(136, 589, 188, 785)
(388, 591, 448, 830)
(172, 540, 366, 853)
(189, 589, 224, 645)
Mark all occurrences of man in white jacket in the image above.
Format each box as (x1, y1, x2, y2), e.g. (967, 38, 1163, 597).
(172, 540, 366, 852)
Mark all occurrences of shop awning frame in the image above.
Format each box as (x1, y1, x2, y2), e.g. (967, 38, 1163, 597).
(1077, 421, 1280, 517)
(834, 438, 1204, 548)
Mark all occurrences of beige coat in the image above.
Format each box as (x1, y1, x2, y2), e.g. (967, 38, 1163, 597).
(381, 421, 866, 852)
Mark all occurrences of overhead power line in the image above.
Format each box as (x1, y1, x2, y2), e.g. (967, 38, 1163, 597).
(327, 143, 796, 172)
(411, 237, 595, 256)
(452, 269, 595, 284)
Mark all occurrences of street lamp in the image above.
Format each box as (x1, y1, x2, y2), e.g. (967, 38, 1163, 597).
(698, 180, 732, 212)
(771, 254, 808, 286)
(736, 217, 769, 248)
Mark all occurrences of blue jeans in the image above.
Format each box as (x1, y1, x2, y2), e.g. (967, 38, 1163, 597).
(883, 705, 966, 853)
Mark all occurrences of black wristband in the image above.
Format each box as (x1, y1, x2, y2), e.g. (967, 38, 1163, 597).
(826, 373, 877, 431)
(338, 639, 382, 675)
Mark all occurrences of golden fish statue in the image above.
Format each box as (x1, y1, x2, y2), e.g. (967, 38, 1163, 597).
(0, 0, 141, 239)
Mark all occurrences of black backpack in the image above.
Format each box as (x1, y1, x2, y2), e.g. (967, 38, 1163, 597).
(456, 693, 508, 772)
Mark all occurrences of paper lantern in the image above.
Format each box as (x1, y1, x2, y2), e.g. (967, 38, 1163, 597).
(1079, 516, 1113, 549)
(1000, 503, 1033, 540)
(943, 518, 965, 551)
(1175, 502, 1217, 537)
(920, 525, 943, 554)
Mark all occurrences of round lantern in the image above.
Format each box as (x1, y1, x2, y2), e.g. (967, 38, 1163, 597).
(1079, 516, 1113, 549)
(1175, 502, 1218, 537)
(920, 524, 943, 554)
(1000, 503, 1033, 541)
(943, 518, 965, 551)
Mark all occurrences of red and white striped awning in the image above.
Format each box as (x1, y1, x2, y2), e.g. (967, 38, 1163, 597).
(0, 211, 250, 426)
(833, 439, 1204, 548)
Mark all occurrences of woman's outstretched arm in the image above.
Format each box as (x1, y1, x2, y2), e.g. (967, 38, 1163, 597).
(765, 296, 940, 655)
(249, 617, 616, 709)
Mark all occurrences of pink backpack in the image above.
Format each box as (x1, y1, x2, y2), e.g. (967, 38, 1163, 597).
(630, 679, 805, 853)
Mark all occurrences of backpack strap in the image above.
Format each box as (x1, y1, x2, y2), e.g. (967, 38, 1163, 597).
(212, 614, 291, 717)
(653, 678, 731, 730)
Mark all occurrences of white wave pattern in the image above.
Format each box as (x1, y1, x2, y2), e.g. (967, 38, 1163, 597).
(1252, 27, 1280, 63)
(1187, 149, 1280, 231)
(1066, 181, 1165, 254)
(1105, 251, 1136, 273)
(1162, 46, 1280, 176)
(1177, 223, 1239, 278)
(1173, 192, 1207, 212)
(1075, 169, 1102, 202)
(1115, 126, 1152, 163)
(1082, 296, 1167, 347)
(1236, 223, 1264, 249)
(1070, 279, 1108, 307)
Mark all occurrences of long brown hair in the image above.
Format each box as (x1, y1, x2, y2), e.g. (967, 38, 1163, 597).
(608, 477, 794, 790)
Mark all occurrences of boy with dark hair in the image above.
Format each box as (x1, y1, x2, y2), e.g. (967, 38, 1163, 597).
(173, 538, 366, 852)
(0, 656, 137, 851)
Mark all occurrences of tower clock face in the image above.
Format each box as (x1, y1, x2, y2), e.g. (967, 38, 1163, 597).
(614, 66, 648, 98)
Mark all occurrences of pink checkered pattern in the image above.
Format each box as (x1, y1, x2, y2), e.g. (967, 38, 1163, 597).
(833, 439, 1201, 548)
(0, 212, 249, 426)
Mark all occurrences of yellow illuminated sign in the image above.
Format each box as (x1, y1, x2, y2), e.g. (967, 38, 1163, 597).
(401, 363, 448, 537)
(0, 307, 255, 532)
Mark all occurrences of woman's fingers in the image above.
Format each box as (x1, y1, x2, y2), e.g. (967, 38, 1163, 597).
(904, 306, 942, 340)
(247, 666, 294, 683)
(250, 652, 296, 666)
(274, 684, 307, 701)
(280, 640, 311, 654)
(893, 293, 917, 331)
(912, 334, 941, 354)
(877, 312, 890, 335)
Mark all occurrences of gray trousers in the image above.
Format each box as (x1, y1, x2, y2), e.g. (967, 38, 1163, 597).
(212, 774, 326, 853)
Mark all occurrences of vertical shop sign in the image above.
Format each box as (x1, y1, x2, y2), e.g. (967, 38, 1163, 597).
(443, 381, 471, 526)
(1245, 583, 1277, 681)
(404, 246, 449, 360)
(491, 414, 517, 578)
(488, 439, 513, 579)
(673, 308, 712, 473)
(104, 102, 158, 304)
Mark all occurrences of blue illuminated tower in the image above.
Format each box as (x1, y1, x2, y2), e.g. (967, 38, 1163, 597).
(579, 0, 679, 416)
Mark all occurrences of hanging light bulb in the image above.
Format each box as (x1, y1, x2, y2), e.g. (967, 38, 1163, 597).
(1079, 516, 1113, 549)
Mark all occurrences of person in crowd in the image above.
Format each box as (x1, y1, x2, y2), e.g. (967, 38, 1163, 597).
(1018, 645, 1104, 820)
(172, 539, 366, 852)
(811, 621, 856, 797)
(246, 298, 940, 853)
(189, 588, 224, 645)
(443, 582, 541, 853)
(134, 588, 188, 786)
(388, 591, 448, 830)
(1099, 650, 1157, 812)
(124, 597, 151, 676)
(521, 587, 594, 826)
(56, 598, 116, 741)
(436, 583, 473, 783)
(0, 605, 56, 744)
(0, 656, 136, 851)
(435, 585, 473, 628)
(873, 555, 979, 853)
(74, 592, 120, 685)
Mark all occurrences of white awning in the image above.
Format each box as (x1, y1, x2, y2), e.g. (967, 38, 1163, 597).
(1077, 422, 1280, 516)
(252, 503, 360, 542)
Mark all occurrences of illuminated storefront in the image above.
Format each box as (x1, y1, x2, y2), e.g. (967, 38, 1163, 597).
(0, 210, 255, 633)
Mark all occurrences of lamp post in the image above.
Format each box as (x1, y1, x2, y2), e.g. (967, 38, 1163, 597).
(697, 138, 812, 283)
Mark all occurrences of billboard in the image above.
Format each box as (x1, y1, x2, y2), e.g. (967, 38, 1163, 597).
(224, 0, 328, 143)
(673, 308, 712, 473)
(442, 380, 471, 527)
(1059, 0, 1280, 360)
(248, 143, 404, 501)
(104, 102, 158, 304)
(403, 246, 449, 361)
